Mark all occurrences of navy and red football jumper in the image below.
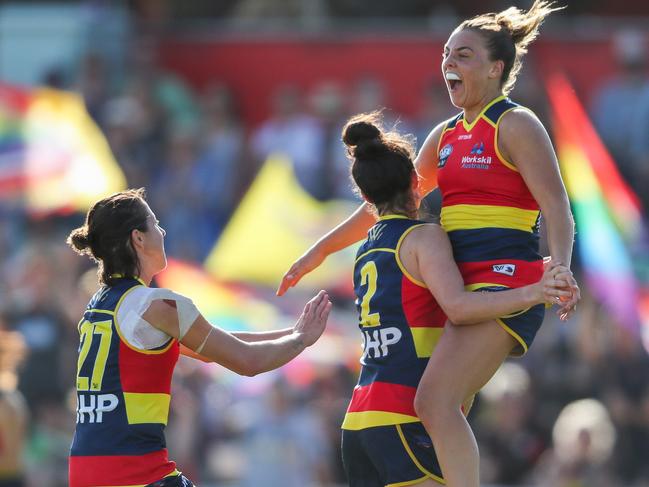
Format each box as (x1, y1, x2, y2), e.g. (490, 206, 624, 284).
(69, 277, 181, 487)
(437, 96, 545, 355)
(342, 215, 446, 486)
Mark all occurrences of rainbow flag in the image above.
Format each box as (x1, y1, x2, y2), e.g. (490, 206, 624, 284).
(546, 74, 644, 333)
(0, 82, 125, 214)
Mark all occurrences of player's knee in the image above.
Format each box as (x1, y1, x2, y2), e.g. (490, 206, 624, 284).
(414, 384, 462, 429)
(414, 387, 439, 423)
(413, 389, 428, 420)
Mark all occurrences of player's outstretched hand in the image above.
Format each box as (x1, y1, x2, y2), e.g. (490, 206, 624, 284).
(293, 290, 332, 347)
(277, 246, 327, 296)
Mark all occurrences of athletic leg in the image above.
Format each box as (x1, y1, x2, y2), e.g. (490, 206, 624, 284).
(413, 320, 517, 487)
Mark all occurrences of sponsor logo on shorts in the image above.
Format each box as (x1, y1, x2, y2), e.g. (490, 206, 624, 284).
(493, 264, 516, 276)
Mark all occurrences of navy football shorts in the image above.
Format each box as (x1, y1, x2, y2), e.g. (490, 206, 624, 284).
(477, 286, 545, 357)
(342, 422, 445, 486)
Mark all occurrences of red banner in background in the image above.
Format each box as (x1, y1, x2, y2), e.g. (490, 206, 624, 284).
(158, 36, 614, 126)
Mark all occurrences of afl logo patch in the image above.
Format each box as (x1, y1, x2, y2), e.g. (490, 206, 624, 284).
(438, 144, 453, 168)
(493, 264, 516, 276)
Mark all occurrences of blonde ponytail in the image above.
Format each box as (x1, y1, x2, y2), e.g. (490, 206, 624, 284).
(460, 1, 564, 94)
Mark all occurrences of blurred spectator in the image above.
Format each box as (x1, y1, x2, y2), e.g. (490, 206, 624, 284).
(239, 378, 331, 487)
(308, 81, 356, 200)
(252, 85, 329, 199)
(230, 0, 329, 28)
(476, 363, 547, 485)
(509, 61, 550, 123)
(349, 75, 387, 116)
(306, 366, 356, 485)
(0, 329, 28, 487)
(166, 378, 202, 482)
(151, 127, 217, 260)
(24, 394, 74, 487)
(598, 328, 649, 483)
(103, 81, 167, 189)
(74, 53, 110, 127)
(531, 399, 617, 487)
(4, 242, 74, 410)
(126, 35, 199, 131)
(591, 30, 649, 188)
(194, 83, 247, 232)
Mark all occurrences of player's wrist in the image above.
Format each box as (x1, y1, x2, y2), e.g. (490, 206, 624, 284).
(527, 282, 544, 305)
(290, 332, 308, 351)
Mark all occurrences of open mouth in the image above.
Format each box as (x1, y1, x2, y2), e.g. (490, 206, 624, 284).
(445, 72, 462, 91)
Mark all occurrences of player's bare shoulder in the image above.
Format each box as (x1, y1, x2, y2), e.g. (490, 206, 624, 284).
(404, 223, 448, 251)
(498, 107, 550, 162)
(499, 107, 546, 142)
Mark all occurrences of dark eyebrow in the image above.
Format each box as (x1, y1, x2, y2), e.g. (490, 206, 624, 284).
(443, 46, 473, 54)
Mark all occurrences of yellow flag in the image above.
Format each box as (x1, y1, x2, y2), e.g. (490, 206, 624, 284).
(15, 86, 125, 213)
(205, 154, 358, 289)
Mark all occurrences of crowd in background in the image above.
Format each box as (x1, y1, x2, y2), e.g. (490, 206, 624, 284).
(2, 11, 649, 486)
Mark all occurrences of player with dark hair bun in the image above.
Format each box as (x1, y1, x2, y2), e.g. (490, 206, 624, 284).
(67, 189, 332, 487)
(279, 3, 579, 485)
(338, 112, 573, 487)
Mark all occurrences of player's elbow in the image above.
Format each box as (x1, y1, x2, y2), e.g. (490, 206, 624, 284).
(232, 357, 262, 377)
(239, 367, 260, 377)
(216, 350, 262, 377)
(446, 311, 473, 326)
(440, 297, 472, 325)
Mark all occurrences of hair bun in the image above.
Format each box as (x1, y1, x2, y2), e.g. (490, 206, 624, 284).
(67, 227, 94, 256)
(353, 139, 386, 160)
(343, 121, 381, 147)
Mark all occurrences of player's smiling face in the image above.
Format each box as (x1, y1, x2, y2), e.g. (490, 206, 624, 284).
(442, 28, 503, 110)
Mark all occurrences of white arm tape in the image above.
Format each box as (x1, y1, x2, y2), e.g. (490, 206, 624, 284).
(146, 288, 201, 340)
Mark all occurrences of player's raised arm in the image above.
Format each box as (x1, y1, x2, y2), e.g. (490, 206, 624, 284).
(277, 118, 447, 297)
(277, 202, 375, 296)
